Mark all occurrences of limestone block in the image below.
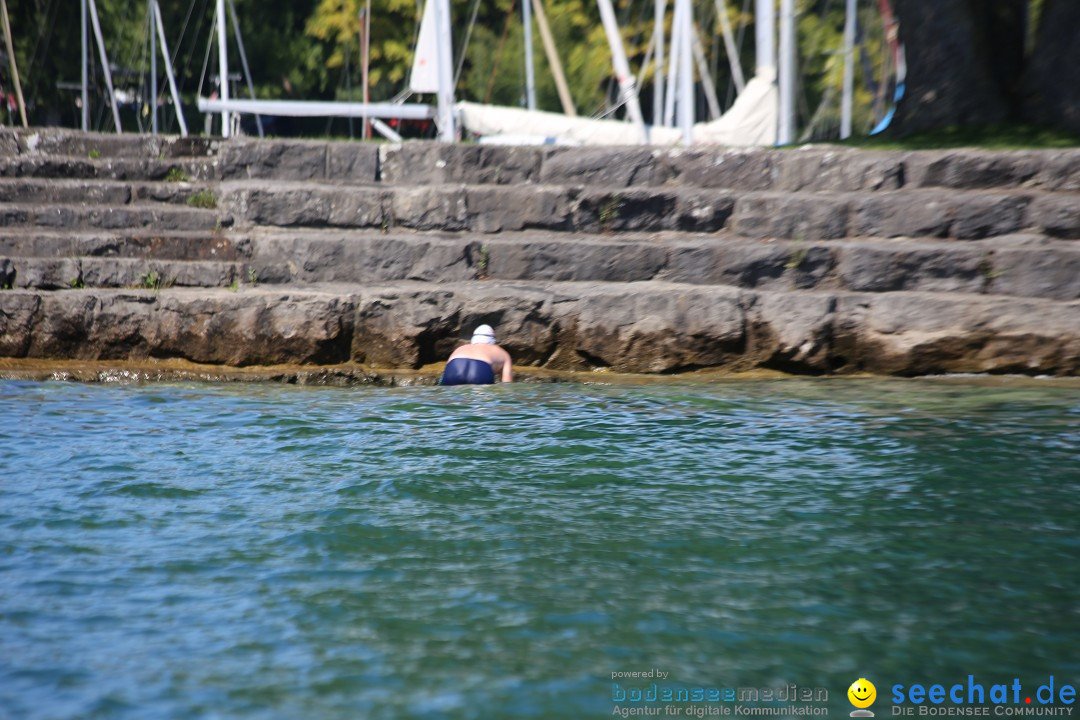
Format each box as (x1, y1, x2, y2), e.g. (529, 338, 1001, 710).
(734, 193, 850, 240)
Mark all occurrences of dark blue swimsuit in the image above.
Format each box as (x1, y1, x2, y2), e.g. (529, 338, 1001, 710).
(441, 358, 496, 385)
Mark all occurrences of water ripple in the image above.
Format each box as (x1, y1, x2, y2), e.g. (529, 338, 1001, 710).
(1, 378, 1078, 718)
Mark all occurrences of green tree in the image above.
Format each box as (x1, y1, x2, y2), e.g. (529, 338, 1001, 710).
(17, 0, 1045, 141)
(5, 0, 326, 131)
(305, 0, 418, 99)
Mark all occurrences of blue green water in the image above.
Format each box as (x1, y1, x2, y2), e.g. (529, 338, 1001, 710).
(1, 378, 1079, 719)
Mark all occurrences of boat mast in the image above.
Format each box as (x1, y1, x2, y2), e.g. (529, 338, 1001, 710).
(433, 0, 455, 141)
(87, 0, 122, 132)
(596, 0, 648, 143)
(227, 0, 263, 137)
(215, 0, 230, 136)
(532, 0, 576, 116)
(150, 0, 158, 134)
(840, 0, 855, 138)
(755, 0, 774, 77)
(361, 0, 371, 138)
(755, 0, 776, 144)
(523, 0, 536, 109)
(152, 0, 189, 136)
(691, 21, 721, 120)
(676, 0, 693, 144)
(653, 0, 666, 126)
(81, 0, 89, 130)
(0, 0, 26, 127)
(713, 0, 744, 94)
(778, 0, 795, 143)
(663, 0, 680, 127)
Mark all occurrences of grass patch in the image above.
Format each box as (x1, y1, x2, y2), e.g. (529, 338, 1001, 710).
(599, 194, 621, 233)
(474, 244, 490, 279)
(165, 167, 190, 183)
(831, 124, 1080, 151)
(187, 189, 217, 209)
(979, 254, 1004, 281)
(138, 270, 172, 292)
(785, 244, 810, 270)
(88, 148, 101, 159)
(69, 276, 84, 289)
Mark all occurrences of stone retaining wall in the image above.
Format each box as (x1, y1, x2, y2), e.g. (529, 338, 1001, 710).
(1, 128, 1078, 379)
(3, 283, 1078, 376)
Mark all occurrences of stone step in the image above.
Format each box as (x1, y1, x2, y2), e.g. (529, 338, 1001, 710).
(0, 177, 219, 206)
(0, 256, 243, 290)
(0, 203, 226, 232)
(220, 180, 1080, 240)
(0, 178, 133, 205)
(736, 188, 1077, 240)
(8, 130, 1080, 194)
(812, 235, 1080, 302)
(3, 132, 379, 184)
(379, 142, 1080, 193)
(3, 128, 216, 159)
(0, 229, 244, 261)
(4, 228, 1079, 300)
(1, 171, 1075, 240)
(220, 181, 736, 234)
(0, 155, 218, 182)
(2, 281, 1077, 375)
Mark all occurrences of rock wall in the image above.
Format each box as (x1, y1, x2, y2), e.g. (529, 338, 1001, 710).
(1, 129, 1079, 378)
(2, 282, 1077, 376)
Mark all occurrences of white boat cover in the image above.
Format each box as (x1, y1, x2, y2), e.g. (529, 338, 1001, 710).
(409, 0, 439, 94)
(457, 68, 778, 147)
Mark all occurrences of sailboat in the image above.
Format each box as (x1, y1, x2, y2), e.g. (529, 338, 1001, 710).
(412, 0, 779, 146)
(198, 0, 842, 148)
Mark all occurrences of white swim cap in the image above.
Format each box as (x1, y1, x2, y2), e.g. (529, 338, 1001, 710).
(471, 324, 497, 344)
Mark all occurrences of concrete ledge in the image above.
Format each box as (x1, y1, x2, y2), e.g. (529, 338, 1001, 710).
(848, 190, 1035, 240)
(5, 231, 1080, 301)
(4, 128, 215, 159)
(0, 288, 354, 365)
(380, 143, 542, 185)
(1029, 194, 1080, 238)
(3, 283, 1078, 375)
(0, 230, 245, 261)
(5, 130, 1080, 195)
(0, 203, 224, 232)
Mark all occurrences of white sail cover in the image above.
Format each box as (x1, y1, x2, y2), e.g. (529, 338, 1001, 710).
(409, 0, 439, 94)
(457, 68, 778, 146)
(693, 68, 777, 146)
(457, 102, 680, 145)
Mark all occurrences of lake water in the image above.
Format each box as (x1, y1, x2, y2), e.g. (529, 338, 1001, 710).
(1, 377, 1078, 719)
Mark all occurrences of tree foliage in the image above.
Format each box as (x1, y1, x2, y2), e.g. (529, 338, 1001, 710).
(305, 0, 418, 95)
(0, 0, 963, 140)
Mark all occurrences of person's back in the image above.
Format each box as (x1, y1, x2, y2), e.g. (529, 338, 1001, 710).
(441, 325, 513, 385)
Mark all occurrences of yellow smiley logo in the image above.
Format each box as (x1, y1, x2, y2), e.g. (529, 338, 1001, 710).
(848, 678, 877, 710)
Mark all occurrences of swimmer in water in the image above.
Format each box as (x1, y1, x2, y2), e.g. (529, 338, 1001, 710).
(441, 324, 513, 385)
